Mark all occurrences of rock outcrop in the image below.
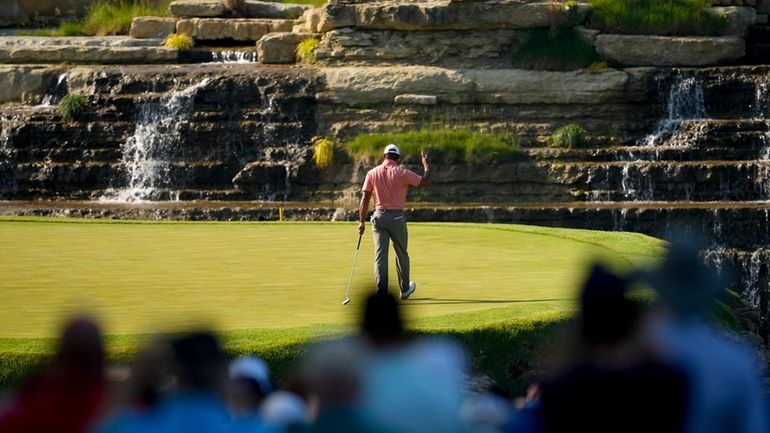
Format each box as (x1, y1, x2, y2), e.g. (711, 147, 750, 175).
(176, 18, 294, 41)
(244, 1, 310, 19)
(257, 32, 313, 64)
(170, 0, 225, 18)
(130, 17, 179, 39)
(315, 0, 567, 32)
(595, 35, 745, 66)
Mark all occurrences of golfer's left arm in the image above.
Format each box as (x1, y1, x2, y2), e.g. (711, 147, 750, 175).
(417, 151, 432, 187)
(358, 190, 372, 235)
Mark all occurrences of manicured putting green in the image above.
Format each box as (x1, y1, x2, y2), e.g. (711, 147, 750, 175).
(0, 218, 663, 338)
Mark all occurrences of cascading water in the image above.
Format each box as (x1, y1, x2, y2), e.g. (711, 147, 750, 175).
(0, 115, 16, 197)
(642, 74, 707, 147)
(211, 51, 258, 64)
(38, 72, 69, 107)
(102, 79, 210, 202)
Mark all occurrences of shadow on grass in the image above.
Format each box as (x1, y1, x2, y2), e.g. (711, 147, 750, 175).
(404, 297, 572, 305)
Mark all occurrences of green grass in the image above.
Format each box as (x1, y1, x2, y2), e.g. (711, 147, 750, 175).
(512, 26, 600, 71)
(59, 93, 87, 122)
(551, 124, 588, 148)
(347, 129, 521, 163)
(0, 218, 665, 389)
(34, 0, 170, 37)
(588, 0, 728, 36)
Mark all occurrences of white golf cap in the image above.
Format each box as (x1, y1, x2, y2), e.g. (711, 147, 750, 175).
(384, 143, 400, 156)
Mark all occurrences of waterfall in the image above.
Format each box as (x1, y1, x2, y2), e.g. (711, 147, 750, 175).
(643, 74, 707, 147)
(102, 79, 209, 202)
(211, 51, 258, 64)
(38, 72, 69, 107)
(0, 115, 16, 197)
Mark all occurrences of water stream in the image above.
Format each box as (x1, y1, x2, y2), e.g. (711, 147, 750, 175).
(642, 74, 707, 147)
(211, 51, 258, 64)
(101, 79, 210, 202)
(0, 115, 15, 196)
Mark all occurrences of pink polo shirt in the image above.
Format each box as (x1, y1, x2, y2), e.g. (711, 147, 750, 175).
(362, 159, 423, 210)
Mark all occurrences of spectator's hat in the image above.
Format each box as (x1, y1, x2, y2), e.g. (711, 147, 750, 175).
(229, 356, 272, 395)
(384, 143, 400, 156)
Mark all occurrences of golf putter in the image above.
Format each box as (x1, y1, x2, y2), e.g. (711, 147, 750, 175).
(343, 233, 363, 305)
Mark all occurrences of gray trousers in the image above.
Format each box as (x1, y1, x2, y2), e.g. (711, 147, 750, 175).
(371, 210, 410, 295)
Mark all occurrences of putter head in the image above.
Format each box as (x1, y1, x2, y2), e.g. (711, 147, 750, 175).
(342, 297, 350, 305)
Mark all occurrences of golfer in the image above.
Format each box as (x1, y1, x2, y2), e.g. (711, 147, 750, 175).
(358, 144, 432, 299)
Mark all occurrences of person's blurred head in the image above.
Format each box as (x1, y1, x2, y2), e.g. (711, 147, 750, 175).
(227, 356, 272, 415)
(579, 265, 637, 346)
(259, 390, 309, 432)
(170, 332, 225, 393)
(362, 293, 404, 345)
(124, 340, 174, 409)
(55, 316, 104, 380)
(643, 232, 727, 316)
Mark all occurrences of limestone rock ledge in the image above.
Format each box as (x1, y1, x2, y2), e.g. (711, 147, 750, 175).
(176, 18, 294, 41)
(170, 0, 225, 17)
(130, 16, 179, 39)
(595, 35, 745, 67)
(316, 0, 565, 32)
(0, 46, 178, 65)
(319, 66, 640, 106)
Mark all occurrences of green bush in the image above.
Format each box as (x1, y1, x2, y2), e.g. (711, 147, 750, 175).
(37, 1, 170, 37)
(346, 128, 521, 163)
(550, 124, 587, 148)
(588, 0, 728, 36)
(512, 26, 600, 71)
(296, 37, 320, 64)
(59, 93, 87, 122)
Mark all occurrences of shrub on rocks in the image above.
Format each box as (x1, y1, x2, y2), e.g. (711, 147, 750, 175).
(296, 37, 319, 63)
(59, 93, 87, 122)
(72, 1, 170, 36)
(588, 0, 729, 36)
(512, 26, 600, 71)
(163, 33, 195, 50)
(550, 124, 587, 148)
(347, 129, 521, 164)
(313, 138, 335, 170)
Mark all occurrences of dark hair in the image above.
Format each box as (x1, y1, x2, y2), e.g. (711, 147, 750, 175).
(579, 265, 637, 346)
(171, 333, 225, 391)
(362, 293, 403, 343)
(385, 153, 400, 161)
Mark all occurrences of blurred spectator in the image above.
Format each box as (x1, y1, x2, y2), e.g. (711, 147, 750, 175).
(297, 336, 382, 433)
(226, 356, 273, 433)
(228, 356, 272, 417)
(508, 265, 689, 433)
(357, 294, 470, 433)
(260, 390, 309, 433)
(98, 332, 231, 433)
(0, 317, 107, 433)
(644, 236, 769, 433)
(95, 340, 173, 433)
